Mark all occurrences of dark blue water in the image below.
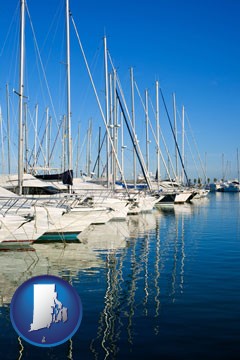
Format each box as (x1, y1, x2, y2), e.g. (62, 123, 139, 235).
(0, 193, 240, 359)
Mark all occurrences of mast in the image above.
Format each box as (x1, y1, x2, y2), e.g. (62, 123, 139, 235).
(109, 72, 113, 179)
(62, 115, 66, 173)
(103, 35, 110, 187)
(156, 81, 160, 186)
(34, 104, 38, 172)
(130, 67, 137, 188)
(24, 102, 28, 173)
(181, 105, 185, 184)
(66, 0, 72, 188)
(204, 152, 207, 184)
(120, 112, 125, 176)
(48, 116, 52, 171)
(45, 107, 49, 173)
(6, 84, 11, 174)
(76, 123, 80, 177)
(97, 126, 101, 178)
(0, 107, 4, 174)
(86, 119, 92, 177)
(112, 69, 117, 189)
(145, 89, 149, 173)
(222, 153, 224, 181)
(237, 148, 239, 183)
(18, 0, 25, 195)
(172, 93, 178, 180)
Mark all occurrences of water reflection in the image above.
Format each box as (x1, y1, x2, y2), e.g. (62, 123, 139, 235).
(0, 203, 206, 359)
(153, 219, 160, 336)
(88, 209, 189, 359)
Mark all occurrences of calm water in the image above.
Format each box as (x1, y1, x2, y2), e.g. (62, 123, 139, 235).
(0, 193, 240, 359)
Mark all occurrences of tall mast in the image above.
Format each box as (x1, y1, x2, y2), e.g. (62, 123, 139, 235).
(62, 115, 66, 172)
(24, 102, 28, 173)
(181, 105, 185, 184)
(76, 123, 80, 177)
(172, 93, 178, 179)
(45, 107, 49, 173)
(156, 81, 160, 186)
(204, 152, 207, 183)
(66, 0, 72, 187)
(130, 67, 136, 188)
(97, 126, 101, 178)
(48, 116, 52, 172)
(6, 84, 11, 174)
(0, 107, 4, 174)
(112, 69, 117, 189)
(222, 153, 224, 181)
(86, 119, 92, 176)
(109, 72, 113, 178)
(145, 89, 149, 172)
(34, 104, 38, 172)
(120, 112, 125, 176)
(103, 35, 110, 187)
(237, 148, 239, 183)
(18, 0, 25, 195)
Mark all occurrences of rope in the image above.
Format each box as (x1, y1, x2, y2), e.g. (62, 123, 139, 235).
(185, 111, 207, 182)
(0, 3, 19, 57)
(43, 205, 66, 247)
(25, 2, 61, 152)
(160, 88, 190, 185)
(70, 14, 129, 195)
(108, 52, 153, 191)
(135, 82, 175, 181)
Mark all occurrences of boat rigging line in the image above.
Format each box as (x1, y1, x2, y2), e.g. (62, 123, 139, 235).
(70, 12, 129, 194)
(134, 81, 176, 182)
(108, 52, 153, 191)
(160, 88, 190, 186)
(116, 90, 152, 190)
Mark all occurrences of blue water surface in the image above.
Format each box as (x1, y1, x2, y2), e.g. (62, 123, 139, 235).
(0, 193, 239, 359)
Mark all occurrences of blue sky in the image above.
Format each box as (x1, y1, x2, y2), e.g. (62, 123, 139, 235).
(0, 0, 240, 181)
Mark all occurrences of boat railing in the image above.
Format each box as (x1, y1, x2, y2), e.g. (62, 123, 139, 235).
(0, 195, 73, 215)
(0, 196, 34, 216)
(73, 188, 115, 204)
(0, 187, 149, 216)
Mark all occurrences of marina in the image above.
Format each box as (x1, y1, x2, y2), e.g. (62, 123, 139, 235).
(0, 0, 240, 358)
(0, 192, 240, 359)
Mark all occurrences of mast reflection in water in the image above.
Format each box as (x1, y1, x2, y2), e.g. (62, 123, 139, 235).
(1, 193, 240, 360)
